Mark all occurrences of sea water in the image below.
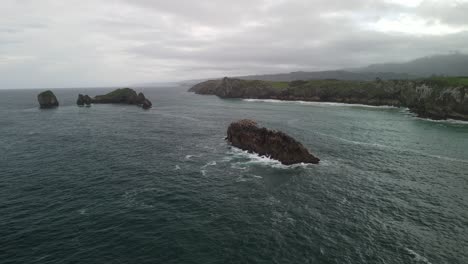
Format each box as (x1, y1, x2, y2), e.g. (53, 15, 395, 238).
(0, 86, 467, 263)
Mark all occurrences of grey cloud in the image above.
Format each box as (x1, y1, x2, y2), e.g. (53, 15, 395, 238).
(416, 0, 468, 26)
(1, 0, 467, 88)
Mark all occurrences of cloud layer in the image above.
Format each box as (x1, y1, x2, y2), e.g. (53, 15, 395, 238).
(1, 0, 468, 88)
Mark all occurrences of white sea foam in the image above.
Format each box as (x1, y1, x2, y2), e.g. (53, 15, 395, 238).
(78, 209, 87, 215)
(201, 170, 207, 176)
(201, 161, 217, 168)
(185, 154, 202, 160)
(235, 176, 247, 182)
(230, 162, 248, 170)
(243, 99, 398, 109)
(405, 248, 432, 264)
(227, 147, 314, 169)
(415, 116, 468, 125)
(174, 165, 181, 170)
(221, 156, 234, 162)
(400, 108, 468, 125)
(235, 174, 263, 183)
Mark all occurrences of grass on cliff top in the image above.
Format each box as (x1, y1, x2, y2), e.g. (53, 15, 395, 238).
(270, 81, 289, 89)
(268, 79, 375, 93)
(102, 88, 135, 97)
(426, 76, 468, 86)
(265, 77, 468, 95)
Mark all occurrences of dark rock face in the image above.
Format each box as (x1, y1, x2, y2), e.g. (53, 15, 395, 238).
(137, 92, 146, 104)
(37, 90, 59, 108)
(77, 94, 92, 106)
(142, 99, 152, 109)
(189, 77, 277, 99)
(93, 88, 138, 104)
(190, 78, 468, 121)
(227, 119, 320, 165)
(86, 88, 152, 109)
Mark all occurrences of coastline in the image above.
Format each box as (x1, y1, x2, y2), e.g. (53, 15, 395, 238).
(242, 98, 401, 109)
(189, 77, 468, 122)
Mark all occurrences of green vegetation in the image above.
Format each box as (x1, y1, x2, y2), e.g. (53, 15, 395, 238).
(269, 81, 289, 89)
(104, 88, 135, 97)
(282, 79, 395, 101)
(425, 76, 468, 86)
(189, 76, 468, 120)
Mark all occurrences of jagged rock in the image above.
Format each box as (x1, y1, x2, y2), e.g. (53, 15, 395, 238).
(77, 94, 83, 105)
(142, 99, 152, 109)
(227, 119, 320, 165)
(137, 92, 146, 104)
(83, 95, 92, 106)
(77, 94, 92, 106)
(37, 90, 59, 109)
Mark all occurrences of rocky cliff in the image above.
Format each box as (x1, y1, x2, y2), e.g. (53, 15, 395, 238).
(190, 77, 468, 121)
(227, 119, 320, 165)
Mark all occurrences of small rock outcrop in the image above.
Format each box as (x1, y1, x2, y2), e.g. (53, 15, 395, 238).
(37, 90, 59, 108)
(76, 94, 92, 106)
(142, 99, 152, 109)
(227, 119, 320, 165)
(84, 88, 152, 109)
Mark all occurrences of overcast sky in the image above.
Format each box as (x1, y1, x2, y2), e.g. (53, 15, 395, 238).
(1, 0, 468, 88)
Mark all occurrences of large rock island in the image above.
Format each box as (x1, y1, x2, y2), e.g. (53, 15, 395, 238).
(77, 88, 152, 109)
(37, 90, 59, 109)
(227, 119, 320, 165)
(190, 77, 468, 121)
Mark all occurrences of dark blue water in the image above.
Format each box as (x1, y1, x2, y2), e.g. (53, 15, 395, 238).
(1, 87, 467, 264)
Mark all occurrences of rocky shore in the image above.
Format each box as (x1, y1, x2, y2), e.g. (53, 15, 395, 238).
(227, 119, 320, 165)
(189, 77, 468, 121)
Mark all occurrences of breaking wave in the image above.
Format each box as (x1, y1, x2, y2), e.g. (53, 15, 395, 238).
(227, 147, 315, 169)
(243, 99, 399, 109)
(405, 248, 432, 264)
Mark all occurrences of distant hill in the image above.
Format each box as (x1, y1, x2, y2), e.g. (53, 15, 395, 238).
(178, 53, 468, 84)
(237, 70, 413, 81)
(353, 53, 468, 77)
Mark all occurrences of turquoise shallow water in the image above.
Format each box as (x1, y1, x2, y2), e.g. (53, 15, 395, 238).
(0, 87, 467, 264)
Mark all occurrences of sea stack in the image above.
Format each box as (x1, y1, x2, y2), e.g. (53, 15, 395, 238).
(76, 94, 92, 106)
(227, 119, 320, 165)
(92, 88, 152, 109)
(37, 90, 59, 109)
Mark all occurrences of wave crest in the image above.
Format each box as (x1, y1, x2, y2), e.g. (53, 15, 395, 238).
(243, 99, 399, 109)
(227, 147, 313, 169)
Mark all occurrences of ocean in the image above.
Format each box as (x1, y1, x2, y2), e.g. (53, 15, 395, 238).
(1, 86, 467, 263)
